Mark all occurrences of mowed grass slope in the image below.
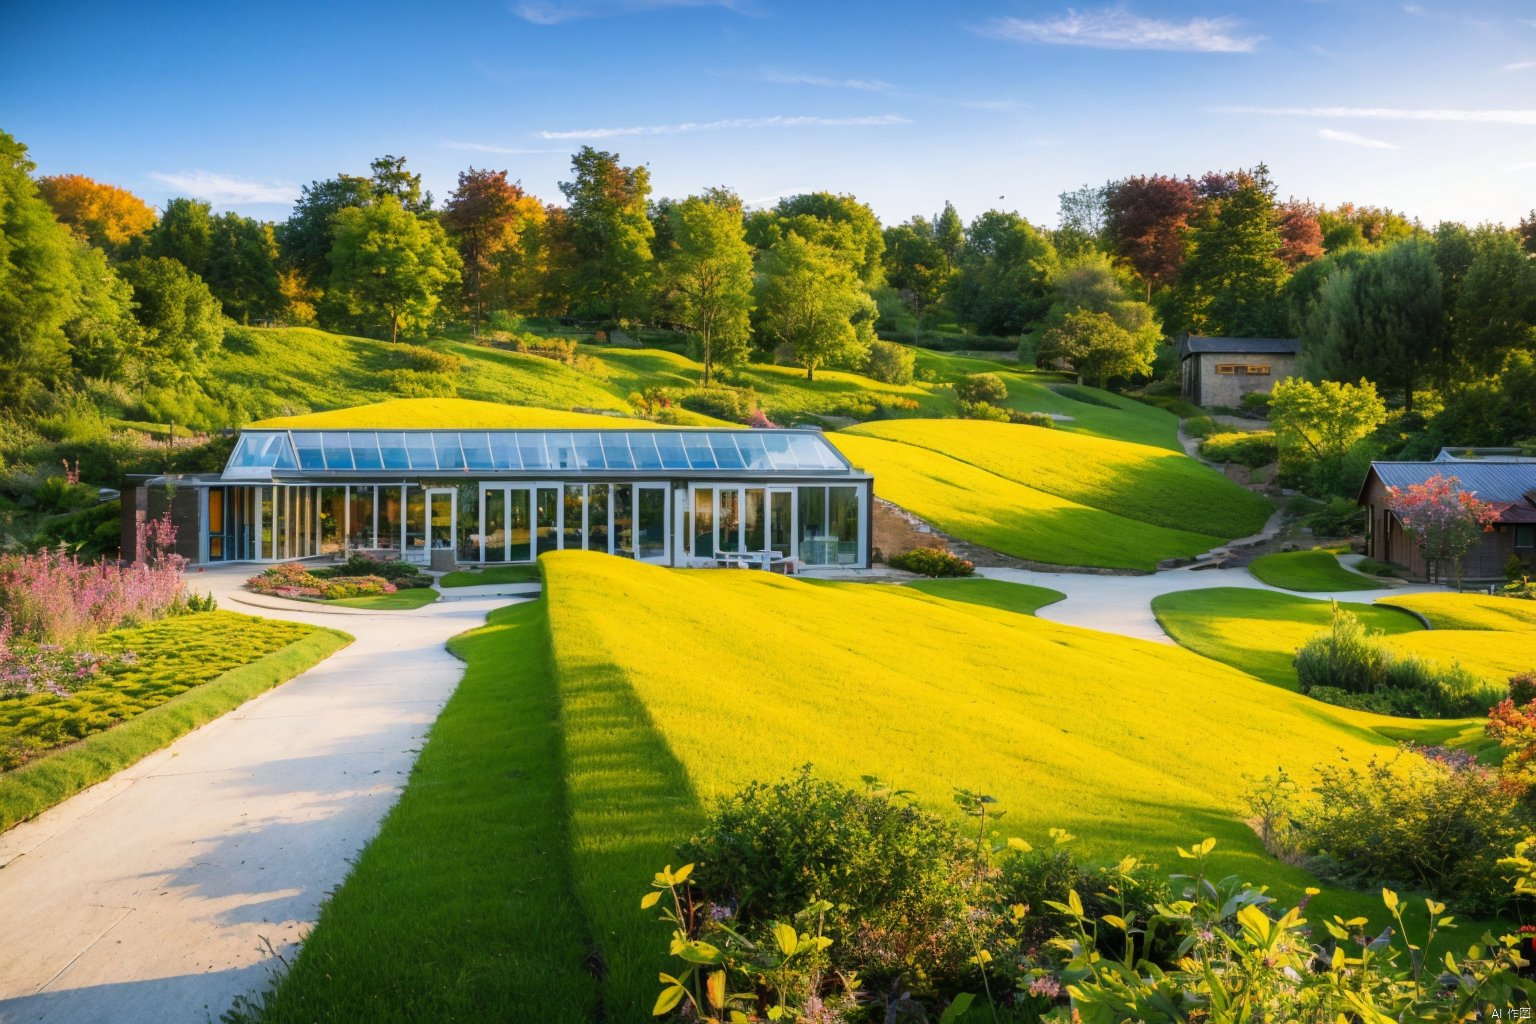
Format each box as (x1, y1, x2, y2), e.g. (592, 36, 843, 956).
(1248, 550, 1379, 592)
(1379, 593, 1536, 632)
(831, 432, 1227, 570)
(540, 552, 1458, 1018)
(846, 419, 1271, 538)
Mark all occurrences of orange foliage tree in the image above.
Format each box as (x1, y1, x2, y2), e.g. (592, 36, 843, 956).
(36, 174, 156, 250)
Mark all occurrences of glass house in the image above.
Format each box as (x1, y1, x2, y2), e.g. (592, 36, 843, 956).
(122, 426, 873, 570)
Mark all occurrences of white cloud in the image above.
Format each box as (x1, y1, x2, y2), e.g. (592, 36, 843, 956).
(443, 141, 565, 154)
(1505, 61, 1536, 71)
(1215, 105, 1536, 125)
(511, 0, 740, 24)
(149, 171, 297, 204)
(979, 7, 1259, 53)
(1319, 127, 1398, 149)
(957, 98, 1026, 111)
(758, 69, 895, 92)
(536, 114, 911, 140)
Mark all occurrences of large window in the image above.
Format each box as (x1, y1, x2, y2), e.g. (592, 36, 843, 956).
(693, 488, 714, 556)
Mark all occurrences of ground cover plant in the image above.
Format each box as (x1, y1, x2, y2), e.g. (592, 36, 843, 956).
(0, 612, 345, 830)
(1151, 587, 1423, 689)
(846, 418, 1272, 538)
(1199, 429, 1277, 468)
(1247, 549, 1379, 592)
(242, 599, 597, 1024)
(830, 432, 1228, 570)
(886, 545, 974, 576)
(535, 552, 1480, 1017)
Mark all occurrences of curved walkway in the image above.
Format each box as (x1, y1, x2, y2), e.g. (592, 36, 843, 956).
(978, 562, 1443, 644)
(0, 566, 510, 1024)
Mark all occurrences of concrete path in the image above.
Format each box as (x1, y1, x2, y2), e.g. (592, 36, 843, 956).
(0, 566, 508, 1024)
(978, 562, 1443, 644)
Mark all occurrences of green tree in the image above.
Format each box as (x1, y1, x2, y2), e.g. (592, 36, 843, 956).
(369, 155, 431, 213)
(949, 210, 1059, 335)
(1450, 231, 1536, 378)
(65, 241, 141, 378)
(1269, 377, 1386, 494)
(144, 197, 215, 278)
(1303, 239, 1443, 411)
(1037, 308, 1154, 387)
(756, 231, 875, 381)
(933, 200, 965, 275)
(117, 256, 224, 378)
(756, 192, 886, 289)
(881, 217, 951, 323)
(277, 173, 375, 292)
(327, 197, 461, 342)
(557, 146, 654, 322)
(204, 213, 282, 323)
(661, 193, 755, 385)
(1175, 165, 1288, 337)
(442, 167, 547, 333)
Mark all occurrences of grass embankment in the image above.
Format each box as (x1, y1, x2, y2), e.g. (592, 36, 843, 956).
(831, 431, 1227, 570)
(1152, 587, 1423, 689)
(847, 419, 1271, 538)
(1379, 592, 1536, 632)
(252, 397, 656, 430)
(1248, 550, 1380, 592)
(439, 564, 543, 588)
(897, 577, 1066, 616)
(538, 552, 1465, 1017)
(252, 599, 596, 1024)
(0, 612, 348, 831)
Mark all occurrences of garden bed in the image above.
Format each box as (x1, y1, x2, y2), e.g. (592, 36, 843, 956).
(247, 555, 437, 607)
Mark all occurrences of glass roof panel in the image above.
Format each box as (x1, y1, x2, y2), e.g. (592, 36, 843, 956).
(734, 432, 771, 470)
(519, 435, 550, 470)
(710, 433, 747, 470)
(787, 433, 835, 469)
(405, 433, 437, 470)
(573, 433, 605, 470)
(759, 432, 793, 470)
(350, 433, 383, 470)
(461, 432, 494, 470)
(655, 434, 690, 470)
(292, 433, 325, 470)
(434, 432, 466, 471)
(628, 433, 662, 470)
(681, 433, 717, 469)
(601, 434, 635, 470)
(321, 432, 354, 470)
(377, 432, 409, 470)
(490, 433, 522, 470)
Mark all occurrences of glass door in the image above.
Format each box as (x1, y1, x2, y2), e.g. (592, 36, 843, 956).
(534, 485, 559, 558)
(426, 488, 457, 554)
(768, 488, 795, 560)
(636, 485, 668, 563)
(481, 487, 507, 562)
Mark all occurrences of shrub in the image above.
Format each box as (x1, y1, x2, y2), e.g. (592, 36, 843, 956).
(247, 563, 399, 600)
(888, 547, 975, 577)
(678, 386, 754, 423)
(675, 768, 984, 996)
(1306, 496, 1367, 538)
(1509, 554, 1530, 584)
(1007, 410, 1055, 428)
(379, 369, 456, 398)
(1297, 750, 1532, 914)
(1182, 415, 1219, 439)
(397, 345, 463, 375)
(329, 554, 424, 581)
(1200, 430, 1277, 468)
(863, 339, 915, 385)
(1502, 576, 1535, 600)
(1239, 390, 1272, 417)
(956, 400, 1009, 422)
(953, 372, 1007, 405)
(1510, 671, 1536, 707)
(1294, 603, 1381, 695)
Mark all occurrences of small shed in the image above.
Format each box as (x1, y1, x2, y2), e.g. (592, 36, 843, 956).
(1178, 336, 1300, 407)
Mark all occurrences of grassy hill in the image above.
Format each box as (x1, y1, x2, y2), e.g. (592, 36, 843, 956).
(534, 552, 1467, 1017)
(252, 397, 657, 430)
(846, 418, 1271, 538)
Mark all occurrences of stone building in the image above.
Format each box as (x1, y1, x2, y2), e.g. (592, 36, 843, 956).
(1178, 336, 1300, 407)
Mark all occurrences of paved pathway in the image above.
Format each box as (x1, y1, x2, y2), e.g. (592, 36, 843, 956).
(977, 561, 1443, 643)
(0, 566, 508, 1024)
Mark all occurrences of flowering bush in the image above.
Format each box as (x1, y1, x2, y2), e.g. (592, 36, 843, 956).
(889, 546, 975, 577)
(745, 407, 779, 429)
(1386, 472, 1499, 587)
(0, 617, 137, 700)
(0, 513, 185, 646)
(247, 563, 397, 600)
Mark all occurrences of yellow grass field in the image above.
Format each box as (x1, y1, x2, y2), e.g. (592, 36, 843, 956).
(1378, 593, 1536, 633)
(252, 397, 658, 430)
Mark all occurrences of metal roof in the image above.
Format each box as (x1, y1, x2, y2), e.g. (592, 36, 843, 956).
(1178, 335, 1301, 359)
(1364, 461, 1536, 506)
(221, 427, 858, 481)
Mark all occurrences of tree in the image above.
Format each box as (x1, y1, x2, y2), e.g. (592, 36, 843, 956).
(1104, 175, 1199, 300)
(1276, 200, 1324, 269)
(203, 213, 282, 323)
(277, 173, 375, 291)
(1520, 211, 1536, 256)
(881, 217, 951, 322)
(1302, 239, 1443, 410)
(369, 155, 431, 213)
(1269, 377, 1386, 494)
(1175, 165, 1288, 337)
(948, 210, 1058, 335)
(1317, 203, 1416, 252)
(144, 197, 215, 278)
(327, 197, 461, 342)
(35, 174, 155, 251)
(760, 192, 885, 289)
(557, 147, 654, 321)
(933, 201, 965, 275)
(1449, 231, 1536, 378)
(1386, 473, 1499, 588)
(116, 256, 224, 378)
(755, 231, 874, 381)
(660, 193, 754, 385)
(64, 241, 141, 378)
(1037, 309, 1153, 387)
(442, 167, 547, 332)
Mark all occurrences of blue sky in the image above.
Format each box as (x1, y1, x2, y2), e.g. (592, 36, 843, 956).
(3, 1, 1533, 229)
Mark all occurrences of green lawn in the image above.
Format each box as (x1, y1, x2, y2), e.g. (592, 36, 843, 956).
(250, 600, 596, 1024)
(537, 552, 1467, 1017)
(830, 431, 1227, 570)
(439, 564, 543, 588)
(897, 577, 1066, 616)
(1377, 592, 1536, 632)
(1151, 587, 1423, 689)
(846, 418, 1271, 538)
(1, 613, 348, 831)
(1248, 550, 1380, 592)
(324, 588, 440, 610)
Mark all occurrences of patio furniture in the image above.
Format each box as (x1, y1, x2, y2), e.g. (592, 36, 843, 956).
(714, 550, 784, 571)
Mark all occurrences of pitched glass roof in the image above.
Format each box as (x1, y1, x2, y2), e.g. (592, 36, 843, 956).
(223, 428, 855, 479)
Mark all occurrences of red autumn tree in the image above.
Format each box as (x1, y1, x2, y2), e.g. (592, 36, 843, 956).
(1276, 200, 1324, 269)
(1385, 473, 1500, 587)
(1103, 174, 1199, 301)
(441, 167, 547, 333)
